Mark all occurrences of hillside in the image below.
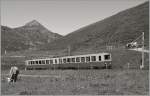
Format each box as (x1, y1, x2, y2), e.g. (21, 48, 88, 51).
(44, 2, 149, 51)
(1, 20, 62, 53)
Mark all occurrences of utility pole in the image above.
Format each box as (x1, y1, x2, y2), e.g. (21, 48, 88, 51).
(140, 32, 144, 69)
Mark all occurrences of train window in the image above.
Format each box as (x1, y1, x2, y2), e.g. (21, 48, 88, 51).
(36, 61, 39, 64)
(76, 57, 80, 62)
(67, 58, 71, 63)
(39, 61, 42, 64)
(31, 61, 34, 65)
(55, 59, 57, 64)
(91, 56, 96, 61)
(50, 60, 53, 64)
(46, 60, 49, 64)
(99, 56, 101, 61)
(59, 59, 62, 64)
(42, 60, 45, 64)
(104, 55, 110, 60)
(86, 56, 90, 62)
(81, 57, 85, 62)
(30, 61, 32, 65)
(72, 58, 75, 63)
(63, 58, 66, 63)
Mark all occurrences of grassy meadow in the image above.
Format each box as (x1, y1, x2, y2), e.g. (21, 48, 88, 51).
(1, 48, 149, 95)
(1, 69, 149, 95)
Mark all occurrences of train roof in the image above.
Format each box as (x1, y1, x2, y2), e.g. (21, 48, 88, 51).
(61, 52, 110, 58)
(26, 52, 111, 61)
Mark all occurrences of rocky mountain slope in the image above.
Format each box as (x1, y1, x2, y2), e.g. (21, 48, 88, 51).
(1, 20, 62, 53)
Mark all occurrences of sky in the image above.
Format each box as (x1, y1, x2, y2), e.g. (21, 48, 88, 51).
(1, 0, 148, 35)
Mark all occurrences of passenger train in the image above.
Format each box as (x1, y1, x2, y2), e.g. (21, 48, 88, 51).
(25, 52, 112, 70)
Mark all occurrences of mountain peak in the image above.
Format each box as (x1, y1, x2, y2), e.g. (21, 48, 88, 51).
(25, 20, 41, 27)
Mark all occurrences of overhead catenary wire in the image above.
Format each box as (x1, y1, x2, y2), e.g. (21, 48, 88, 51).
(130, 34, 143, 43)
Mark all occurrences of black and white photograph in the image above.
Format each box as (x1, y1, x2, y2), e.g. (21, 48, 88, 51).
(1, 0, 149, 95)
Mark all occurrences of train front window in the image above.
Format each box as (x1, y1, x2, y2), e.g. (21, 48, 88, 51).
(91, 56, 96, 61)
(86, 56, 90, 62)
(104, 55, 110, 60)
(99, 56, 101, 61)
(76, 57, 80, 62)
(81, 57, 85, 62)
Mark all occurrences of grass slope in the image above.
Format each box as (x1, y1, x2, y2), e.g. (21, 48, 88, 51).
(45, 2, 149, 51)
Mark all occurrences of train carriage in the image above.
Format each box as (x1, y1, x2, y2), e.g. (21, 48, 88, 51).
(25, 52, 112, 70)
